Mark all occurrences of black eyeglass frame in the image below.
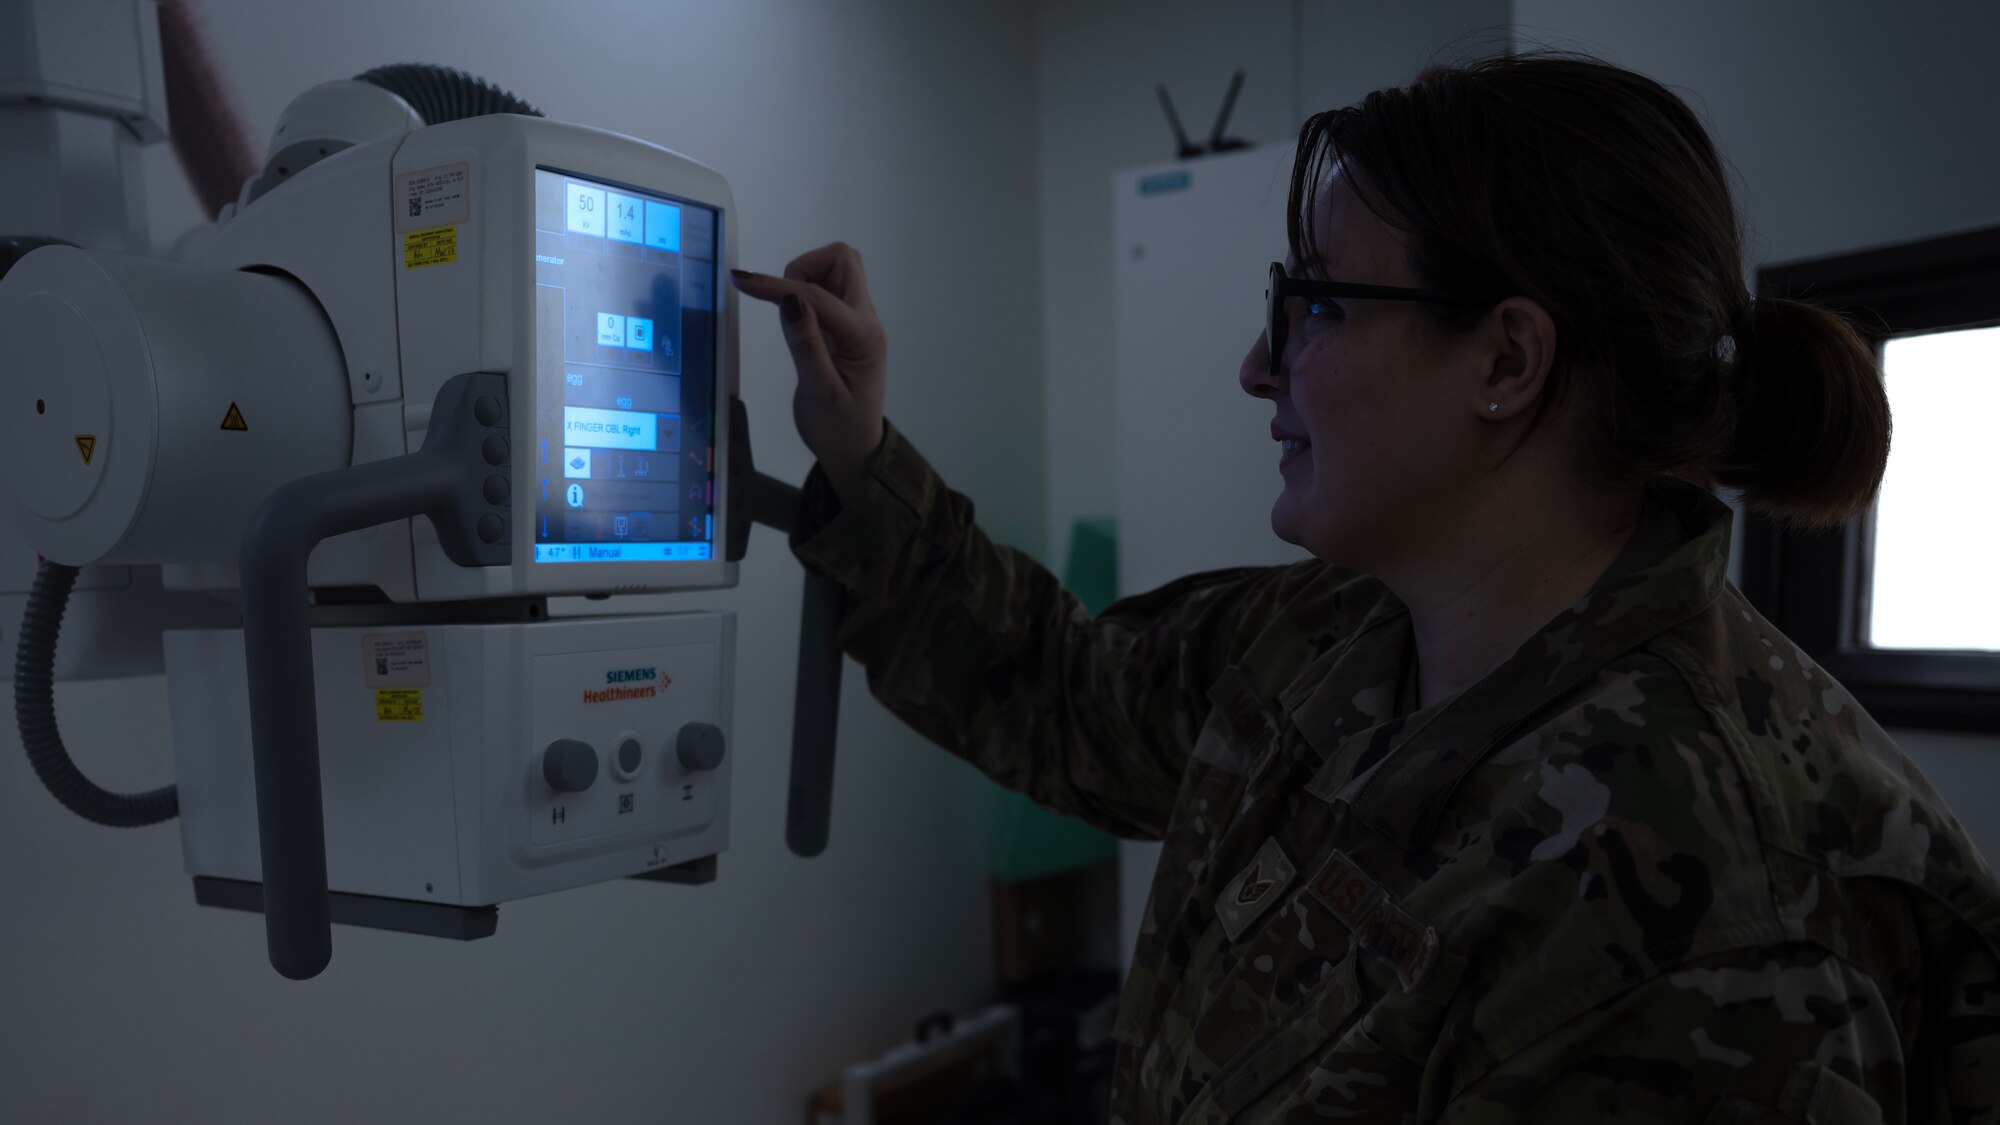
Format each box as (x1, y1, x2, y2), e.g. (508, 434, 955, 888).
(1266, 261, 1496, 376)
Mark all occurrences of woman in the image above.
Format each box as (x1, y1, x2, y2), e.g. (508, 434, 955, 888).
(731, 53, 2000, 1123)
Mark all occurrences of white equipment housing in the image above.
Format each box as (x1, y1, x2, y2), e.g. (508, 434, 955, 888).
(168, 612, 735, 912)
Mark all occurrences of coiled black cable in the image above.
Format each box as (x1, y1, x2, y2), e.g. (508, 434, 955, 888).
(353, 63, 543, 125)
(14, 559, 178, 826)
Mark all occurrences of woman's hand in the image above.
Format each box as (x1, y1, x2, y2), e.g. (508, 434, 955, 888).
(729, 242, 887, 499)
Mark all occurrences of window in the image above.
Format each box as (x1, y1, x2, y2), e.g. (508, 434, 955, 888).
(1741, 225, 2000, 734)
(1868, 327, 2000, 652)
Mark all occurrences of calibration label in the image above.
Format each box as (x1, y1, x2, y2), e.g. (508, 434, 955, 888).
(362, 631, 432, 688)
(403, 226, 457, 270)
(375, 689, 423, 722)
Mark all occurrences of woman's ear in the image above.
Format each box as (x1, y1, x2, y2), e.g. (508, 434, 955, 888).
(1476, 297, 1557, 420)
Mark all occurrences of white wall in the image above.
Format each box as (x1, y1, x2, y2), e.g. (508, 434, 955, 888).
(0, 2, 1041, 1121)
(1510, 0, 2000, 859)
(1511, 1, 2000, 283)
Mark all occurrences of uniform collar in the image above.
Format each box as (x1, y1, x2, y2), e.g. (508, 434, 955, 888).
(1290, 477, 1734, 848)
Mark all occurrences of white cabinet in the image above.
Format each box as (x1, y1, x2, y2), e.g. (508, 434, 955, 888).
(1110, 145, 1310, 967)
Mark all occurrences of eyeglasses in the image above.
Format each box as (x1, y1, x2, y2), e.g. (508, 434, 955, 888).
(1266, 261, 1495, 376)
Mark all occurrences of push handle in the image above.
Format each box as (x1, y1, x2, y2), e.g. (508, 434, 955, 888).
(239, 372, 509, 979)
(726, 397, 847, 858)
(785, 570, 844, 856)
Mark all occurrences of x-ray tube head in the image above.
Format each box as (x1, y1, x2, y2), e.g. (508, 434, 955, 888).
(0, 247, 351, 567)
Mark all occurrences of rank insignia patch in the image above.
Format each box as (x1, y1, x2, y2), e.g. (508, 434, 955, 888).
(1214, 836, 1297, 942)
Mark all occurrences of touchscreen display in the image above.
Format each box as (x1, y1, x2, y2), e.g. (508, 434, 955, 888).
(531, 168, 718, 563)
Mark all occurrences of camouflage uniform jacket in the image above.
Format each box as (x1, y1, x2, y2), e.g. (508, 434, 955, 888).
(791, 421, 2000, 1124)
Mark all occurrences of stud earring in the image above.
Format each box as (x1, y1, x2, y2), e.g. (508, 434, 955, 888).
(1487, 402, 1499, 413)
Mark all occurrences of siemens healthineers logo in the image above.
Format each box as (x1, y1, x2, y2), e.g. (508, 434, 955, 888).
(583, 666, 671, 704)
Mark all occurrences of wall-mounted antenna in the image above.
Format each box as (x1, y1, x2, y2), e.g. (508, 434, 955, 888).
(1155, 84, 1204, 161)
(1208, 69, 1250, 153)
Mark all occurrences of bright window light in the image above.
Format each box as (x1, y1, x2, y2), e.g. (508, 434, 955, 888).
(1867, 325, 2000, 651)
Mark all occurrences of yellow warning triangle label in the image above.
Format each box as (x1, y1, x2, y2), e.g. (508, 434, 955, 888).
(75, 435, 96, 465)
(221, 402, 249, 431)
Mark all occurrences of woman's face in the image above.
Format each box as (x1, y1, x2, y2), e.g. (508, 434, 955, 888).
(1239, 166, 1501, 572)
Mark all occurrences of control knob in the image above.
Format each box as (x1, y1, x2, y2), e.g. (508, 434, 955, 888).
(676, 722, 726, 772)
(543, 739, 599, 792)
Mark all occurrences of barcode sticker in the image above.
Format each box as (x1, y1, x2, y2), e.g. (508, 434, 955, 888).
(363, 632, 432, 688)
(396, 162, 470, 231)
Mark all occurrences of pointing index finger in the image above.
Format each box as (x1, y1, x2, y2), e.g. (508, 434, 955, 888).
(782, 242, 875, 314)
(728, 268, 789, 303)
(727, 269, 867, 341)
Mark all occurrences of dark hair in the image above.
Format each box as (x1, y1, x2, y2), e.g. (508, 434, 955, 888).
(1288, 51, 1890, 531)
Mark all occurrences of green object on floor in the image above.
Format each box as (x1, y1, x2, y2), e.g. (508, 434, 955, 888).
(1063, 518, 1120, 617)
(985, 518, 1121, 883)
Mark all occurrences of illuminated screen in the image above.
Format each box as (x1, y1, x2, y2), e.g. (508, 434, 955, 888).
(531, 168, 719, 563)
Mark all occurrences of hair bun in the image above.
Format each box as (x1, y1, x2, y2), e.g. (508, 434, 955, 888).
(1711, 296, 1890, 530)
